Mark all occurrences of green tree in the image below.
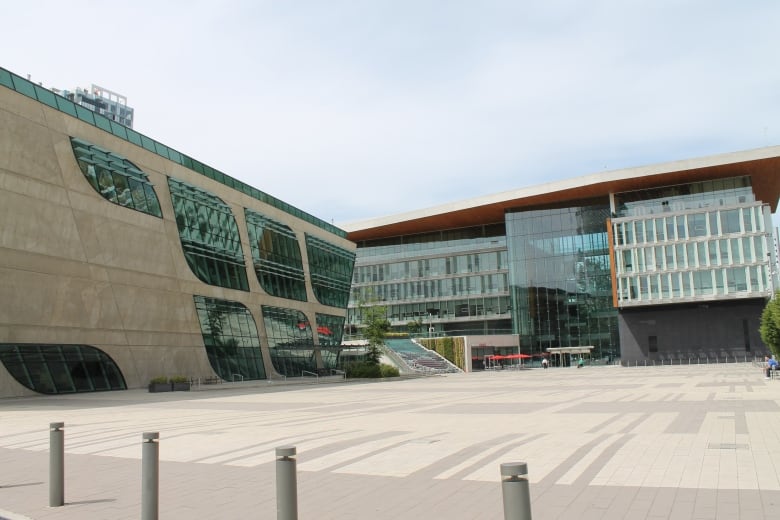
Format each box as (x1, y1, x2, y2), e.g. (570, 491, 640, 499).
(760, 292, 780, 357)
(363, 305, 390, 365)
(407, 318, 422, 334)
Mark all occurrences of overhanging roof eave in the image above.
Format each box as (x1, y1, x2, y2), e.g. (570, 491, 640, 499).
(343, 146, 780, 241)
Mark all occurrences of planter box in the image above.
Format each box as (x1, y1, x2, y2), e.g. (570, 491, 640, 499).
(172, 382, 191, 391)
(148, 382, 172, 393)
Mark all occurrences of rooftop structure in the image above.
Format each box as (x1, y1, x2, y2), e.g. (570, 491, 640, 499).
(55, 84, 135, 128)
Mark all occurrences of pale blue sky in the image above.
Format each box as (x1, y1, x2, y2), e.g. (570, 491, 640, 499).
(5, 1, 780, 226)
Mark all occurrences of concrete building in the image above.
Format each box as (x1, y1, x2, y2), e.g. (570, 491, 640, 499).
(0, 67, 355, 397)
(343, 146, 780, 368)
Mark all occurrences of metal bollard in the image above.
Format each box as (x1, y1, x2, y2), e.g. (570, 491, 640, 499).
(276, 446, 298, 520)
(501, 462, 532, 520)
(49, 422, 64, 507)
(142, 432, 160, 520)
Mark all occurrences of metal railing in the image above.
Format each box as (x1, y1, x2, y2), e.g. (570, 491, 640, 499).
(619, 355, 767, 367)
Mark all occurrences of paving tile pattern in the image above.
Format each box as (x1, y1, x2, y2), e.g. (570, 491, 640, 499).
(1, 364, 779, 519)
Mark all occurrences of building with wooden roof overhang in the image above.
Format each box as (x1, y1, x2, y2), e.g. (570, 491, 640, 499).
(343, 147, 780, 367)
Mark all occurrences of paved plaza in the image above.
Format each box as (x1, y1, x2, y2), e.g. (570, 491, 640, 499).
(1, 364, 780, 519)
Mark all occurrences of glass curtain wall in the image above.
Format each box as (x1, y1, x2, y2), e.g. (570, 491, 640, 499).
(506, 204, 618, 360)
(70, 137, 162, 217)
(262, 305, 317, 376)
(245, 209, 307, 301)
(305, 235, 356, 308)
(614, 176, 755, 218)
(193, 296, 267, 381)
(348, 225, 511, 336)
(613, 177, 774, 306)
(169, 178, 249, 291)
(0, 344, 126, 394)
(316, 313, 346, 369)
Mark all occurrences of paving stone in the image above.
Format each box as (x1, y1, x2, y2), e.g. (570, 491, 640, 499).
(1, 364, 779, 519)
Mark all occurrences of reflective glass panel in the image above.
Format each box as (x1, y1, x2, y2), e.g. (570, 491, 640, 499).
(169, 178, 249, 291)
(306, 234, 355, 308)
(193, 296, 266, 381)
(722, 209, 741, 233)
(506, 204, 619, 360)
(262, 305, 317, 376)
(70, 137, 162, 217)
(316, 313, 346, 369)
(245, 209, 307, 301)
(0, 344, 126, 394)
(614, 176, 753, 218)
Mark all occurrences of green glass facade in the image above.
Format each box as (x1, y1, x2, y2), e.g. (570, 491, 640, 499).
(306, 234, 356, 308)
(0, 344, 126, 394)
(506, 204, 619, 360)
(245, 209, 307, 301)
(262, 305, 317, 376)
(193, 296, 267, 381)
(70, 137, 162, 217)
(316, 312, 347, 368)
(169, 178, 249, 291)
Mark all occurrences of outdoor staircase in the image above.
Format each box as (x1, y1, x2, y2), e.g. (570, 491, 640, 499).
(384, 338, 461, 375)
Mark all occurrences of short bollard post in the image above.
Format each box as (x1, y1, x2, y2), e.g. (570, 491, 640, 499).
(49, 422, 64, 507)
(276, 446, 298, 520)
(142, 432, 160, 520)
(501, 462, 532, 520)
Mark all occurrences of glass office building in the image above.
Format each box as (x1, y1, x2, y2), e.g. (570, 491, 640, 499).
(349, 224, 512, 338)
(506, 204, 619, 361)
(345, 158, 780, 366)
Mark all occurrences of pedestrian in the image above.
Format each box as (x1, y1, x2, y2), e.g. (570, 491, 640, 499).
(541, 358, 548, 369)
(578, 357, 584, 368)
(767, 356, 778, 379)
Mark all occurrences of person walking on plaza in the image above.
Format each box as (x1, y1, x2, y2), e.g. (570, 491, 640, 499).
(542, 357, 548, 369)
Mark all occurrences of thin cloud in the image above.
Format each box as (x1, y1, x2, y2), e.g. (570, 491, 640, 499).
(3, 0, 779, 226)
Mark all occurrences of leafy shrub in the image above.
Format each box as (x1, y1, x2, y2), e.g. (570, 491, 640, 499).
(169, 376, 189, 383)
(380, 364, 400, 377)
(345, 362, 381, 378)
(150, 376, 168, 384)
(345, 362, 399, 378)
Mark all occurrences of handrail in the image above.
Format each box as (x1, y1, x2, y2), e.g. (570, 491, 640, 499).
(330, 368, 346, 379)
(231, 373, 244, 383)
(302, 370, 319, 381)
